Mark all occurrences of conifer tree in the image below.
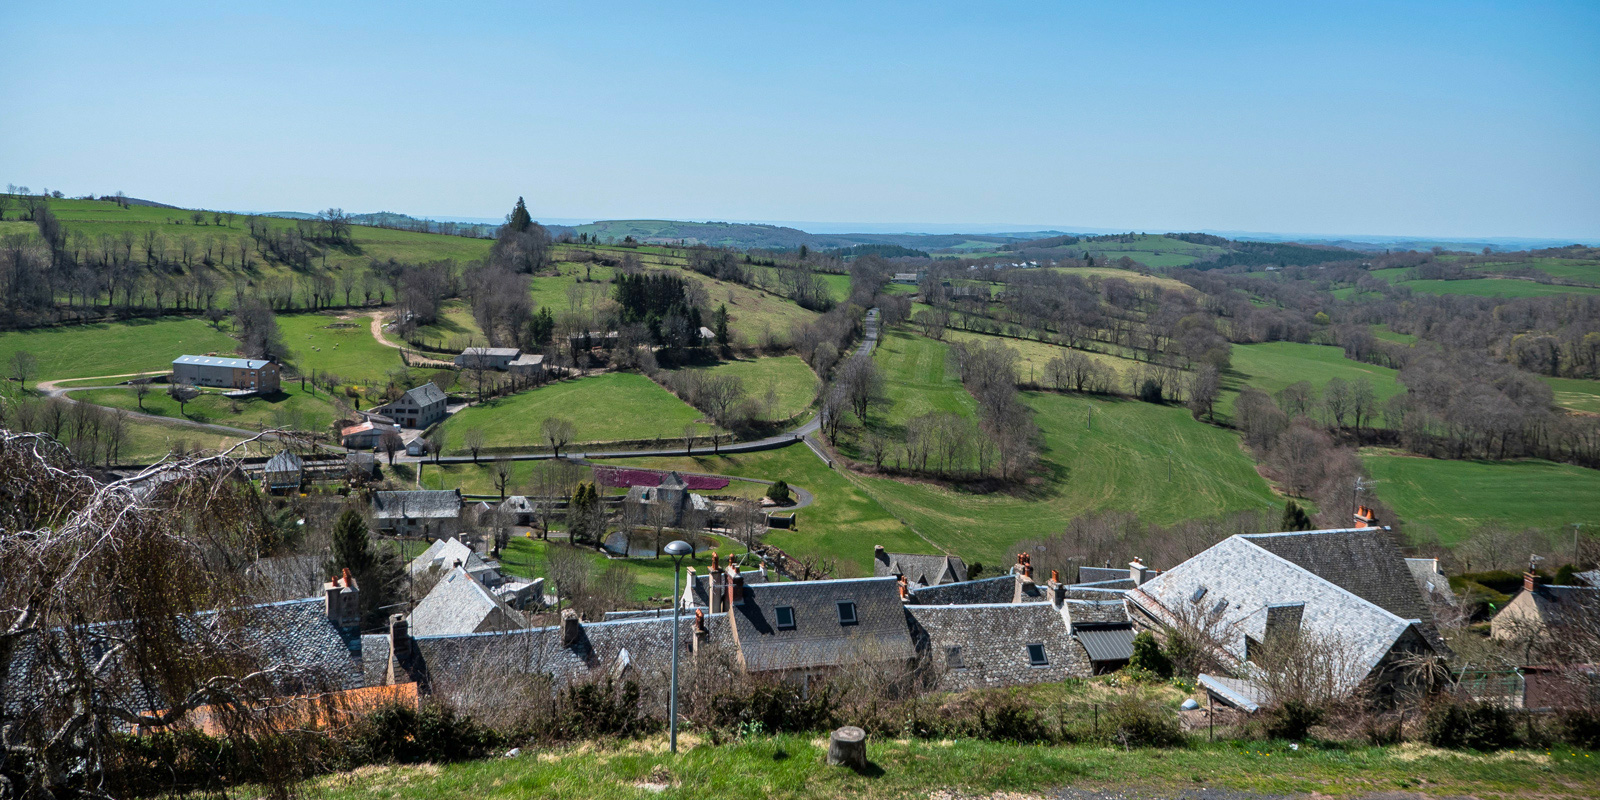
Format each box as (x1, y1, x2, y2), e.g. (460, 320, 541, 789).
(1280, 500, 1312, 531)
(508, 196, 533, 233)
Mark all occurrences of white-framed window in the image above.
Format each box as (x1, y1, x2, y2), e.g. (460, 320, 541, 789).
(775, 605, 795, 629)
(1027, 643, 1048, 666)
(836, 600, 857, 625)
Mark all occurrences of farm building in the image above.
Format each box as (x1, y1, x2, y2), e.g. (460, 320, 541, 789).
(371, 383, 448, 429)
(171, 355, 280, 393)
(454, 347, 520, 369)
(262, 451, 304, 493)
(372, 489, 463, 538)
(341, 421, 399, 450)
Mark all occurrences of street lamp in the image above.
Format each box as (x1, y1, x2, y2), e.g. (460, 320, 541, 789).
(662, 538, 694, 754)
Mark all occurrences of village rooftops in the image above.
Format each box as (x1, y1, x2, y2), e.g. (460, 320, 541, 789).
(408, 567, 526, 637)
(729, 576, 917, 673)
(372, 489, 461, 521)
(874, 546, 968, 586)
(172, 354, 273, 369)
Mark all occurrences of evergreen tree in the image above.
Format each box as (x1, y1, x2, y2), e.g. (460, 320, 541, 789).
(1127, 631, 1173, 678)
(1280, 500, 1313, 531)
(566, 482, 604, 547)
(714, 304, 730, 345)
(327, 509, 403, 628)
(507, 196, 533, 233)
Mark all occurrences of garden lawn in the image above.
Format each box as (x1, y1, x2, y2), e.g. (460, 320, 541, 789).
(1219, 341, 1403, 421)
(853, 392, 1278, 567)
(438, 373, 710, 453)
(304, 731, 1600, 800)
(278, 312, 404, 384)
(1362, 453, 1600, 546)
(611, 446, 925, 575)
(73, 383, 339, 434)
(664, 356, 818, 422)
(0, 318, 238, 381)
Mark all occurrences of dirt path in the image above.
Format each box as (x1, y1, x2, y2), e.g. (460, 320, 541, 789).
(366, 312, 455, 368)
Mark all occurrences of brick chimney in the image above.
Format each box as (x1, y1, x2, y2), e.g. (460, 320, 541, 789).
(897, 573, 909, 602)
(385, 613, 411, 685)
(1129, 558, 1151, 586)
(323, 568, 360, 631)
(709, 565, 728, 614)
(1353, 506, 1377, 529)
(1046, 569, 1065, 608)
(1523, 571, 1539, 593)
(561, 608, 581, 647)
(692, 608, 709, 653)
(874, 544, 890, 570)
(1012, 554, 1036, 603)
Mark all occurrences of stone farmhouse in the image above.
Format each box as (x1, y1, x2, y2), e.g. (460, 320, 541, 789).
(371, 383, 448, 429)
(372, 489, 463, 538)
(454, 347, 545, 377)
(170, 354, 280, 393)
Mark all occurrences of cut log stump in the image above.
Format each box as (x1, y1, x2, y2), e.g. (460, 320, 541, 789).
(826, 725, 867, 769)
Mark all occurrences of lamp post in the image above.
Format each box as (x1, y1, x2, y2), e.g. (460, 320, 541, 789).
(662, 539, 694, 754)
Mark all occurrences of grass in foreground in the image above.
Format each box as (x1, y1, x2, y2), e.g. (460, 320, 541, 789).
(306, 732, 1600, 800)
(1362, 452, 1600, 545)
(438, 373, 712, 453)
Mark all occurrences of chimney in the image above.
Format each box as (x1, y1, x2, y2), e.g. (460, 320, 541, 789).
(385, 614, 411, 685)
(1523, 571, 1539, 593)
(727, 570, 743, 609)
(1047, 569, 1065, 607)
(692, 608, 709, 653)
(561, 608, 581, 647)
(1012, 555, 1036, 603)
(1130, 558, 1152, 586)
(324, 569, 360, 630)
(874, 545, 889, 568)
(1353, 506, 1377, 529)
(709, 566, 728, 614)
(682, 566, 697, 609)
(897, 573, 909, 602)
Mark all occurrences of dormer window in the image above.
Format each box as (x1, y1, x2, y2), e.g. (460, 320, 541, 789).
(837, 601, 857, 625)
(775, 605, 795, 629)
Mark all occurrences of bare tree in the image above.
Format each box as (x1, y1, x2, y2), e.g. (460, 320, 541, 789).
(727, 498, 766, 552)
(492, 455, 515, 500)
(379, 429, 403, 466)
(132, 372, 151, 410)
(541, 416, 574, 456)
(463, 427, 486, 463)
(9, 350, 37, 392)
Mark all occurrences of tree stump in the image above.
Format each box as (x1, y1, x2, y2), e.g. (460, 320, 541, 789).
(826, 725, 867, 769)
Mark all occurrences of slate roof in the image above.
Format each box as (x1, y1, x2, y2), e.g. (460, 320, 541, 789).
(1129, 531, 1443, 694)
(173, 354, 271, 369)
(1573, 570, 1600, 589)
(460, 347, 521, 357)
(373, 489, 461, 520)
(1405, 558, 1458, 606)
(408, 568, 526, 637)
(500, 495, 536, 515)
(263, 451, 303, 475)
(402, 382, 447, 406)
(874, 551, 969, 586)
(907, 575, 1047, 606)
(413, 612, 729, 694)
(729, 577, 916, 673)
(1076, 566, 1128, 584)
(684, 568, 769, 608)
(409, 537, 489, 578)
(1063, 598, 1130, 626)
(1242, 529, 1439, 638)
(1520, 584, 1600, 630)
(905, 603, 1089, 689)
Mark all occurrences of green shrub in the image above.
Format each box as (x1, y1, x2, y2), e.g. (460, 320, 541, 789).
(973, 693, 1052, 743)
(766, 480, 790, 504)
(1105, 694, 1185, 748)
(1558, 708, 1600, 750)
(702, 679, 837, 734)
(345, 701, 501, 764)
(1264, 699, 1324, 741)
(551, 679, 659, 741)
(1424, 700, 1515, 751)
(1127, 631, 1173, 679)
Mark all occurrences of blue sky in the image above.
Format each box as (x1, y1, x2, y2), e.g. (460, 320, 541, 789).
(2, 1, 1596, 239)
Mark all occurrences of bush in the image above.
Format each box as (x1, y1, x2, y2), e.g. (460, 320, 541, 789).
(701, 679, 837, 734)
(1127, 631, 1173, 679)
(1264, 699, 1324, 741)
(1557, 708, 1600, 750)
(1424, 700, 1515, 751)
(766, 479, 790, 504)
(972, 693, 1052, 743)
(549, 679, 659, 741)
(1104, 694, 1186, 748)
(345, 701, 501, 764)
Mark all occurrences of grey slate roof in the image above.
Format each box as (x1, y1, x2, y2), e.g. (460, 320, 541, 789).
(1074, 577, 1136, 591)
(1129, 531, 1441, 694)
(408, 567, 526, 637)
(1075, 625, 1136, 662)
(263, 451, 303, 474)
(1243, 529, 1440, 642)
(1572, 570, 1600, 589)
(1077, 566, 1128, 584)
(1063, 598, 1130, 626)
(730, 577, 916, 673)
(409, 537, 489, 578)
(684, 568, 769, 608)
(401, 382, 447, 406)
(906, 603, 1089, 690)
(1521, 584, 1600, 630)
(874, 551, 968, 586)
(1405, 558, 1458, 606)
(373, 489, 461, 520)
(907, 575, 1047, 605)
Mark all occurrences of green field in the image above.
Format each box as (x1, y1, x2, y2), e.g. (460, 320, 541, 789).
(1543, 375, 1600, 414)
(852, 392, 1278, 566)
(1397, 278, 1600, 298)
(74, 383, 339, 434)
(611, 446, 926, 575)
(1363, 453, 1600, 545)
(278, 312, 404, 384)
(495, 536, 745, 604)
(1467, 257, 1600, 283)
(409, 299, 486, 350)
(664, 356, 818, 422)
(1371, 324, 1416, 344)
(1220, 342, 1403, 420)
(944, 329, 1141, 389)
(871, 329, 977, 428)
(437, 373, 710, 452)
(0, 318, 239, 381)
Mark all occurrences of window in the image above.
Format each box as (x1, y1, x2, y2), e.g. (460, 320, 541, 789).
(1191, 586, 1208, 603)
(1027, 643, 1048, 666)
(836, 601, 857, 625)
(946, 646, 965, 670)
(775, 605, 795, 629)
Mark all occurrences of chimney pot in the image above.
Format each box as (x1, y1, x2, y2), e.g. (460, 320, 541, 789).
(561, 609, 581, 647)
(341, 567, 353, 586)
(1050, 569, 1060, 584)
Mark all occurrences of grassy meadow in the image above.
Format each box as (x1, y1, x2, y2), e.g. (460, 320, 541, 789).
(278, 312, 405, 384)
(437, 373, 710, 453)
(0, 317, 238, 381)
(1362, 452, 1600, 545)
(494, 536, 745, 604)
(664, 355, 818, 422)
(74, 383, 339, 434)
(1219, 341, 1404, 420)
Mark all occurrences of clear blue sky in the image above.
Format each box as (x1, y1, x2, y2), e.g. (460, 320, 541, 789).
(2, 1, 1597, 239)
